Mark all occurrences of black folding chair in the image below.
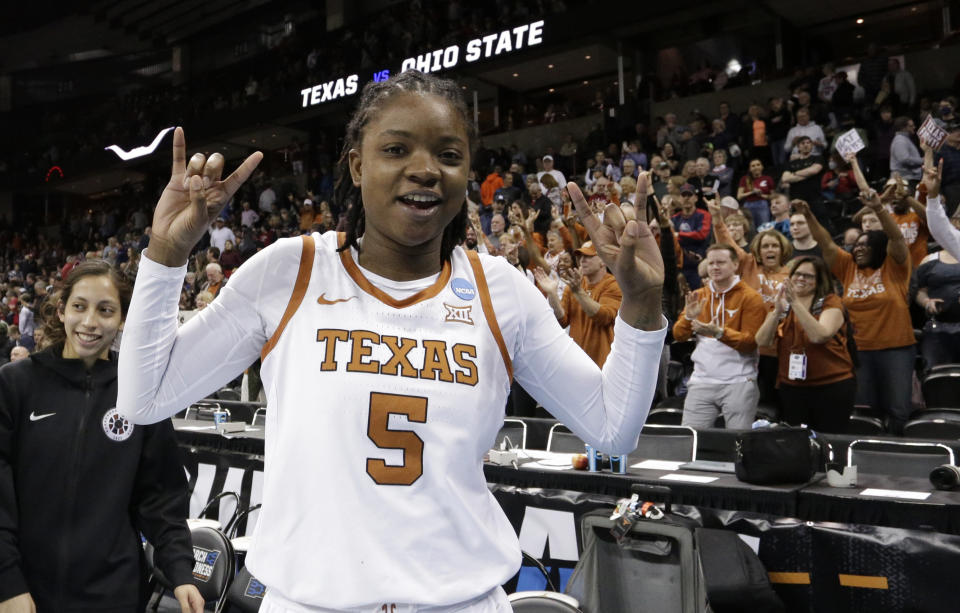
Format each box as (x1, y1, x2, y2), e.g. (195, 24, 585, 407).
(189, 526, 236, 613)
(508, 551, 583, 612)
(193, 491, 242, 531)
(225, 565, 267, 612)
(225, 504, 266, 612)
(146, 525, 236, 613)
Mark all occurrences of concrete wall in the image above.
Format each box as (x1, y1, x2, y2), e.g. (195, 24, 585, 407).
(651, 77, 795, 123)
(650, 46, 960, 121)
(903, 45, 960, 99)
(478, 114, 603, 160)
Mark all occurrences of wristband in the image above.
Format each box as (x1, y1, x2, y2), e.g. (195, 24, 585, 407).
(714, 328, 724, 340)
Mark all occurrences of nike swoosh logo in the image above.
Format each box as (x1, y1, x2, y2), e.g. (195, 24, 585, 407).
(317, 294, 357, 306)
(29, 411, 56, 421)
(104, 126, 175, 161)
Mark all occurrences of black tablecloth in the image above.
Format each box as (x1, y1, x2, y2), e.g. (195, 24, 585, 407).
(485, 456, 808, 518)
(172, 419, 960, 535)
(798, 473, 960, 535)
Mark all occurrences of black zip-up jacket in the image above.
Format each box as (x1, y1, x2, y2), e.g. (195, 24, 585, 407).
(0, 345, 194, 611)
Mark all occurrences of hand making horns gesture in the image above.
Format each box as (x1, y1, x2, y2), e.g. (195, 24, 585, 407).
(567, 171, 664, 329)
(149, 127, 263, 266)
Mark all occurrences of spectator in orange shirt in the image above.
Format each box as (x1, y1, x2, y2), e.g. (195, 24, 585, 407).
(709, 199, 792, 309)
(756, 256, 856, 432)
(536, 241, 622, 367)
(796, 195, 915, 434)
(480, 166, 504, 207)
(882, 175, 929, 269)
(299, 198, 316, 232)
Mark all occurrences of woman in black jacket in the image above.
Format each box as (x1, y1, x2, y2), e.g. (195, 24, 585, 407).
(0, 261, 202, 613)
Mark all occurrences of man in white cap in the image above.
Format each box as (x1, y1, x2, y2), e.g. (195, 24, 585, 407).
(537, 154, 566, 194)
(718, 196, 741, 221)
(207, 216, 236, 253)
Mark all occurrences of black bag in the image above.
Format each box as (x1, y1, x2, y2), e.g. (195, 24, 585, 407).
(696, 528, 785, 613)
(734, 426, 818, 485)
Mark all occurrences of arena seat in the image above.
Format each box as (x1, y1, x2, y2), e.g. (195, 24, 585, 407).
(185, 401, 231, 422)
(903, 415, 960, 439)
(497, 418, 529, 450)
(648, 396, 685, 425)
(546, 424, 584, 453)
(847, 439, 955, 477)
(634, 425, 697, 462)
(215, 387, 241, 401)
(252, 408, 267, 427)
(846, 414, 885, 435)
(908, 408, 960, 421)
(927, 364, 960, 375)
(646, 406, 684, 425)
(922, 370, 960, 409)
(852, 404, 884, 420)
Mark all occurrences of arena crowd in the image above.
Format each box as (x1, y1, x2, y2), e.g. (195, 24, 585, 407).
(2, 48, 960, 437)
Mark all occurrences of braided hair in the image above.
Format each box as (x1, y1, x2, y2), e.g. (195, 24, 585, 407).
(335, 70, 477, 263)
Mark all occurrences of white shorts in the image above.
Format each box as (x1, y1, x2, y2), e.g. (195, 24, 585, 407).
(260, 586, 512, 613)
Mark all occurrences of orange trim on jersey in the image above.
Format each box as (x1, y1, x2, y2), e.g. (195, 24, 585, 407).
(261, 235, 316, 361)
(337, 232, 452, 309)
(466, 250, 513, 382)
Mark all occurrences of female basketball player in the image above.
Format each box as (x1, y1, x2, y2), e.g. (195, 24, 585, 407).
(118, 70, 666, 612)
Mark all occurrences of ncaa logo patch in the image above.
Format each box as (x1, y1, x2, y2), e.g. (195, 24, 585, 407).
(192, 546, 221, 582)
(102, 408, 134, 442)
(245, 577, 267, 598)
(450, 277, 476, 301)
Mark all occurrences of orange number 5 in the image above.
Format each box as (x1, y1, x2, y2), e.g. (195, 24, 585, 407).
(366, 392, 428, 486)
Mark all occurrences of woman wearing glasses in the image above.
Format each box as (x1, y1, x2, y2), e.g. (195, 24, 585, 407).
(755, 256, 856, 432)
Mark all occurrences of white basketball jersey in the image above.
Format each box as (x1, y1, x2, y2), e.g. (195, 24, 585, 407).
(247, 232, 519, 608)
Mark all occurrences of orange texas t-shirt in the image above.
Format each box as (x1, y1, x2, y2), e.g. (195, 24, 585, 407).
(830, 248, 915, 351)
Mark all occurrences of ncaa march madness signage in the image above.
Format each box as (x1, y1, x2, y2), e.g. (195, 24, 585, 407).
(299, 20, 545, 108)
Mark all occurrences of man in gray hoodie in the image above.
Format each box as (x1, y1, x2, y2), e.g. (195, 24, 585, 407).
(890, 116, 923, 185)
(673, 244, 767, 429)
